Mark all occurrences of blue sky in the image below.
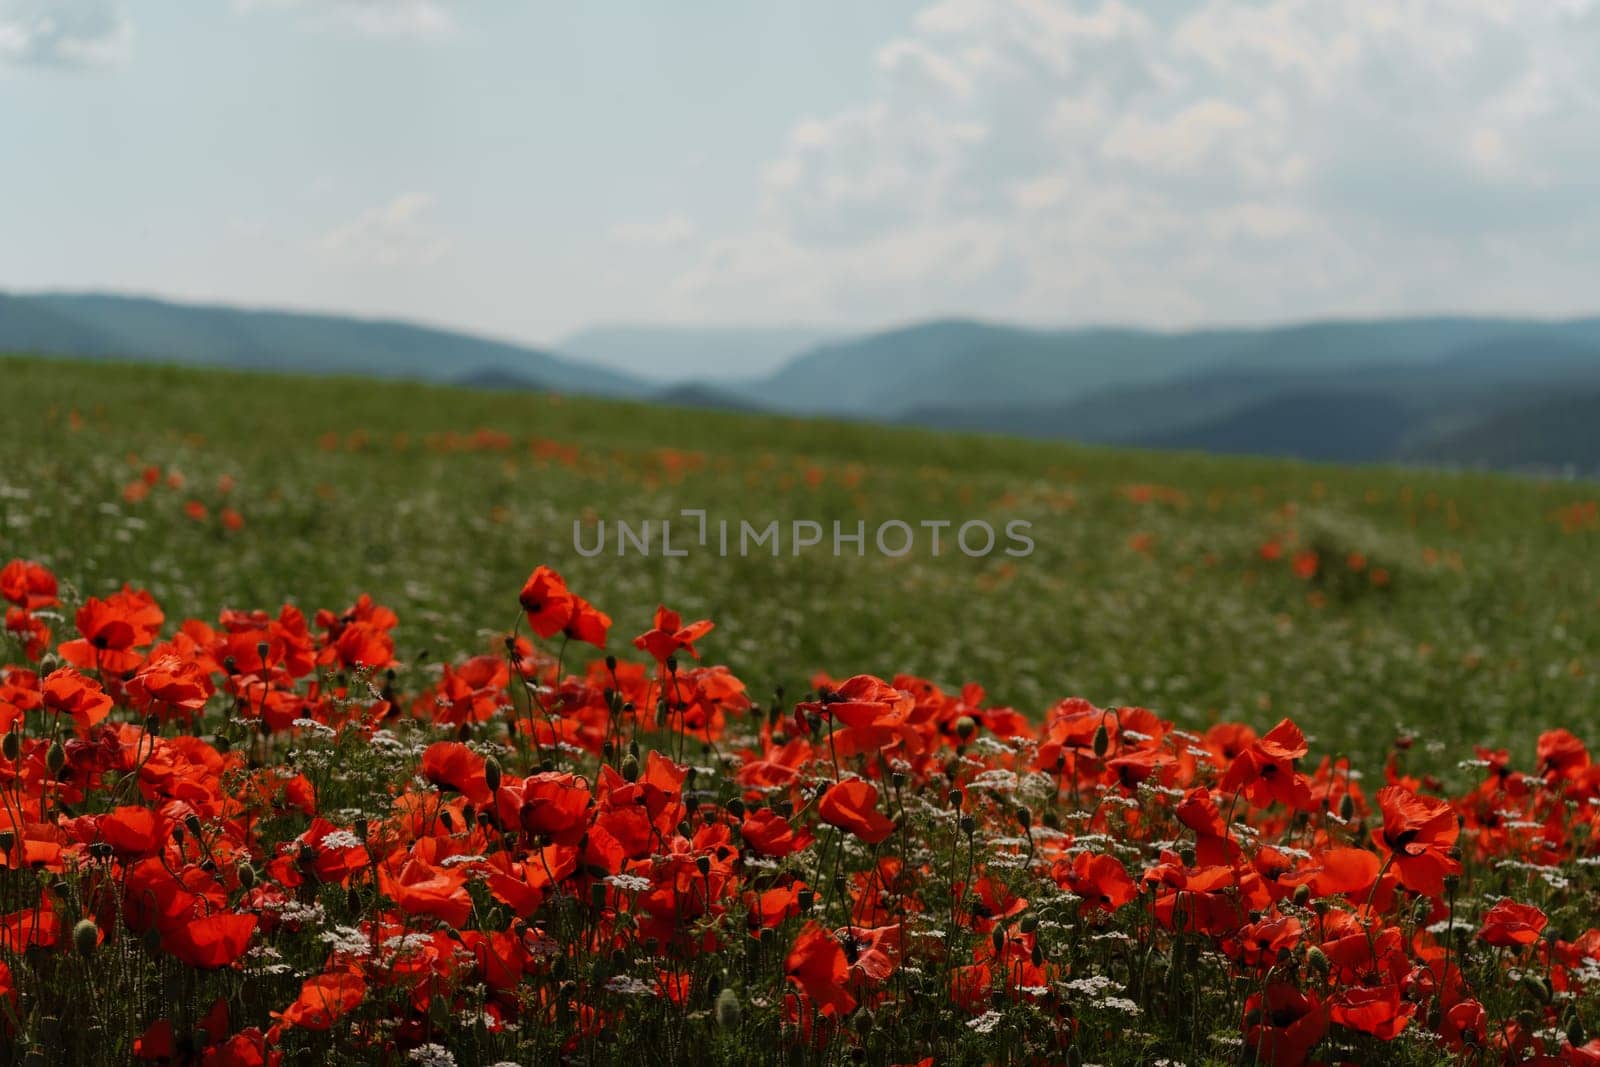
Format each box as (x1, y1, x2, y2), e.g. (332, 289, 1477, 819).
(4, 0, 1600, 353)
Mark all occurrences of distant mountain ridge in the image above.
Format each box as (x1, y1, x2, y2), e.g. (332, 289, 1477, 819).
(0, 291, 649, 397)
(5, 290, 1599, 473)
(555, 324, 837, 383)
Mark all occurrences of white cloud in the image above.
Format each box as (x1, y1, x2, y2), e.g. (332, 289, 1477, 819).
(672, 0, 1600, 326)
(318, 193, 448, 266)
(608, 213, 697, 248)
(0, 0, 131, 67)
(235, 0, 456, 39)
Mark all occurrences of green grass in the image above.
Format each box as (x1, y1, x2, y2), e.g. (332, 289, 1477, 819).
(3, 353, 1596, 778)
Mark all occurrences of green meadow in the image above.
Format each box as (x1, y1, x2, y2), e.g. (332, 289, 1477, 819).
(3, 354, 1596, 778)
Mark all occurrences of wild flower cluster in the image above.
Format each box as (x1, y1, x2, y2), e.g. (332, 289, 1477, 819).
(0, 557, 1597, 1065)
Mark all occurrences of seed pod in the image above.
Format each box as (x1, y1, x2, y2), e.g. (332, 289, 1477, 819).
(960, 815, 976, 836)
(73, 919, 99, 958)
(715, 988, 741, 1029)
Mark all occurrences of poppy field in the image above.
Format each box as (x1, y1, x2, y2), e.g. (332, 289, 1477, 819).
(1, 355, 1598, 1065)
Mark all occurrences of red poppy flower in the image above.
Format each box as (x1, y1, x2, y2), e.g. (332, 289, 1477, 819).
(786, 921, 856, 1017)
(1058, 852, 1137, 913)
(1478, 899, 1547, 947)
(273, 968, 366, 1032)
(1374, 784, 1460, 897)
(379, 856, 473, 927)
(1331, 983, 1412, 1040)
(519, 566, 575, 638)
(420, 741, 492, 805)
(1220, 718, 1313, 811)
(818, 779, 896, 845)
(740, 807, 812, 858)
(4, 607, 51, 661)
(59, 586, 164, 674)
(633, 604, 714, 664)
(519, 771, 592, 844)
(314, 595, 398, 670)
(126, 650, 213, 719)
(164, 912, 257, 970)
(98, 805, 168, 858)
(1243, 984, 1328, 1067)
(563, 595, 612, 649)
(0, 559, 57, 610)
(41, 667, 114, 738)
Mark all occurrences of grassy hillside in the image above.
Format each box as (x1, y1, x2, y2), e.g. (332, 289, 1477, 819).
(2, 354, 1597, 776)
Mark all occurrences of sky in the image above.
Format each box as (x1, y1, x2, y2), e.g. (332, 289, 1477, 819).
(4, 0, 1600, 359)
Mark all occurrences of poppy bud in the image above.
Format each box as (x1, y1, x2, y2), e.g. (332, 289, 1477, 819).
(590, 882, 608, 910)
(1339, 793, 1356, 821)
(1520, 975, 1551, 1004)
(621, 754, 640, 782)
(726, 798, 745, 819)
(1568, 1013, 1586, 1048)
(39, 652, 60, 674)
(1042, 809, 1060, 830)
(665, 656, 678, 675)
(1092, 723, 1110, 759)
(237, 862, 257, 889)
(1019, 915, 1037, 934)
(439, 808, 455, 832)
(1031, 943, 1043, 967)
(73, 919, 99, 958)
(46, 740, 65, 776)
(1292, 883, 1311, 906)
(715, 988, 741, 1030)
(798, 889, 815, 913)
(604, 654, 617, 673)
(954, 716, 977, 742)
(256, 641, 270, 662)
(484, 757, 502, 794)
(991, 927, 1006, 954)
(184, 814, 204, 839)
(1179, 846, 1196, 867)
(1015, 806, 1032, 831)
(2, 729, 19, 761)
